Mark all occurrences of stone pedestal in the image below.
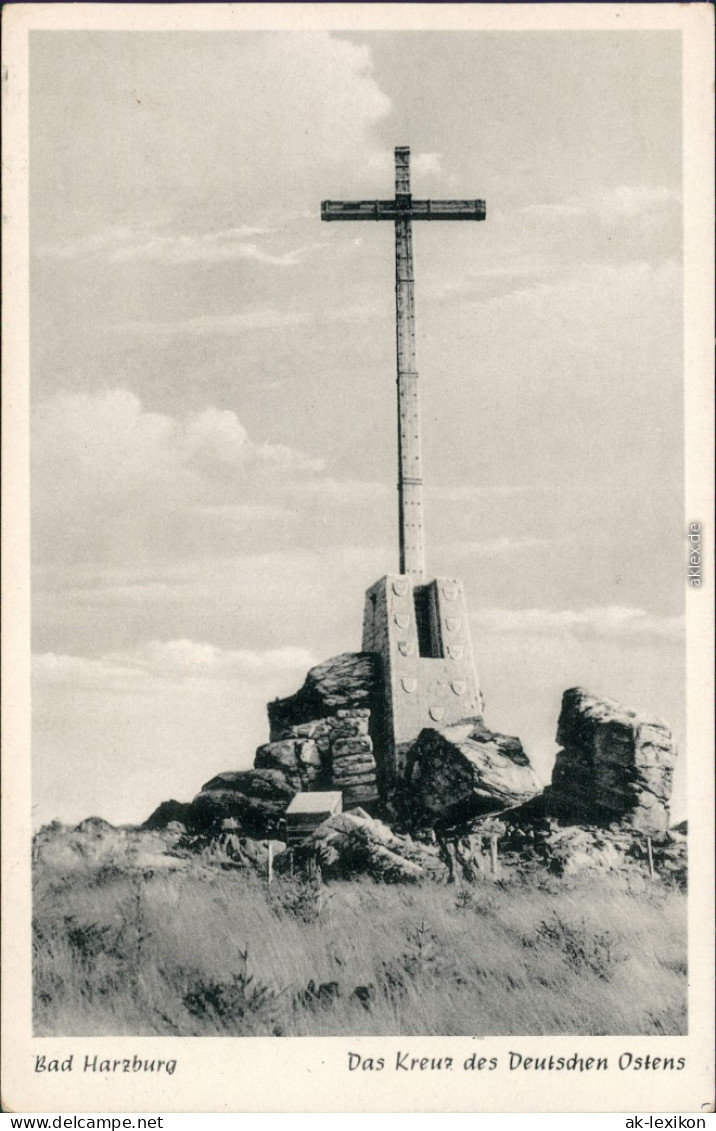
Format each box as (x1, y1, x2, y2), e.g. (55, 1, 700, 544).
(362, 574, 484, 786)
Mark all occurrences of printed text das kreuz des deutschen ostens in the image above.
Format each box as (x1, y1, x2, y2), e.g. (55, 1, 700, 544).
(33, 1049, 687, 1077)
(347, 1051, 686, 1073)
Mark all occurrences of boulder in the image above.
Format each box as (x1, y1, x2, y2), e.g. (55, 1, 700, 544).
(190, 769, 295, 835)
(254, 737, 324, 789)
(310, 808, 447, 883)
(533, 825, 625, 876)
(203, 833, 287, 871)
(142, 799, 193, 830)
(546, 688, 677, 833)
(404, 718, 541, 825)
(268, 653, 378, 740)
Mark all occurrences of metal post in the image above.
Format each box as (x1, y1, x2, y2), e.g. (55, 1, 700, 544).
(646, 836, 655, 880)
(267, 841, 274, 886)
(394, 148, 425, 580)
(490, 834, 499, 876)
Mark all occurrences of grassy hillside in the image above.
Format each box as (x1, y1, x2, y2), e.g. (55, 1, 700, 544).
(33, 824, 687, 1038)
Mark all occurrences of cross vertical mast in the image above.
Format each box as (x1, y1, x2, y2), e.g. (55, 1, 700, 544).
(394, 147, 424, 580)
(321, 146, 485, 580)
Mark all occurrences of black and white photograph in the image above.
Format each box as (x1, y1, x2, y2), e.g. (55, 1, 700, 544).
(2, 1, 713, 1114)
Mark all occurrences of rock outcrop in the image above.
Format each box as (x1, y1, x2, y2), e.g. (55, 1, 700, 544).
(264, 654, 380, 807)
(268, 653, 378, 738)
(403, 718, 541, 825)
(142, 799, 193, 831)
(546, 688, 677, 833)
(254, 733, 324, 790)
(310, 808, 447, 883)
(460, 810, 687, 886)
(202, 832, 286, 871)
(140, 668, 683, 885)
(142, 656, 382, 840)
(256, 709, 379, 807)
(74, 816, 116, 835)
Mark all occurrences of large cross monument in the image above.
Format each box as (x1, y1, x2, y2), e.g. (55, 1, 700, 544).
(322, 147, 487, 787)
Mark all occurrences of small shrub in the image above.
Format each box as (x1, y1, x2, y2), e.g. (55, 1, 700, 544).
(182, 950, 284, 1036)
(646, 1005, 688, 1035)
(397, 920, 439, 981)
(454, 888, 475, 910)
(90, 864, 126, 888)
(269, 874, 328, 923)
(294, 979, 341, 1013)
(63, 917, 115, 963)
(454, 887, 496, 915)
(536, 914, 624, 980)
(378, 960, 409, 1006)
(350, 984, 376, 1011)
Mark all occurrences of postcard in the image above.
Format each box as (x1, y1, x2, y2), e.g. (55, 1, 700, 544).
(2, 2, 713, 1114)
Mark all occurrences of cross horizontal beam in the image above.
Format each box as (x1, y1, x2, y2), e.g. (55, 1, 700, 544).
(321, 199, 486, 222)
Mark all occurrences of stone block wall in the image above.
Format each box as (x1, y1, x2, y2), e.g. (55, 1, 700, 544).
(328, 709, 379, 806)
(260, 689, 379, 808)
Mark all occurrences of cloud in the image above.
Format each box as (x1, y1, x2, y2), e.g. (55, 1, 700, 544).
(596, 185, 680, 225)
(31, 390, 325, 567)
(288, 477, 390, 503)
(34, 32, 393, 246)
(517, 203, 587, 220)
(429, 484, 553, 502)
(34, 641, 316, 693)
(512, 184, 681, 276)
(33, 388, 322, 485)
(472, 606, 684, 642)
(365, 149, 443, 182)
(38, 226, 322, 267)
(412, 153, 443, 178)
(418, 181, 680, 308)
(363, 148, 445, 186)
(426, 184, 682, 308)
(186, 502, 289, 522)
(32, 639, 318, 827)
(112, 233, 309, 267)
(36, 226, 141, 260)
(446, 537, 547, 557)
(120, 310, 314, 336)
(476, 258, 681, 329)
(518, 185, 680, 226)
(119, 301, 386, 337)
(31, 541, 393, 667)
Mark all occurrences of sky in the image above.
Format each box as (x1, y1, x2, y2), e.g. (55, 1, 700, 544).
(29, 29, 685, 827)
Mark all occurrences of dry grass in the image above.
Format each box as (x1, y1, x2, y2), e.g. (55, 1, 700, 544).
(33, 826, 687, 1038)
